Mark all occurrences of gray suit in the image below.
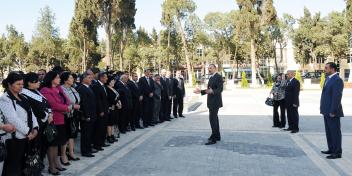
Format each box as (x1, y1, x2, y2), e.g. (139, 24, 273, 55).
(201, 73, 223, 140)
(153, 82, 162, 123)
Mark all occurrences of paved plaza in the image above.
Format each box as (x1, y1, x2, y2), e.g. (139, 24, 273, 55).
(48, 88, 352, 176)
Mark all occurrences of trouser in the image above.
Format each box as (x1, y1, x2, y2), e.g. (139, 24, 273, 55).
(142, 98, 154, 125)
(167, 98, 172, 118)
(132, 100, 142, 127)
(273, 99, 286, 127)
(153, 99, 161, 123)
(81, 119, 95, 154)
(2, 138, 27, 176)
(287, 105, 299, 130)
(120, 108, 132, 131)
(94, 114, 108, 147)
(173, 95, 184, 116)
(209, 108, 221, 140)
(324, 115, 342, 154)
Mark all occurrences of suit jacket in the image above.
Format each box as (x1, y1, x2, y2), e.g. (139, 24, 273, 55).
(320, 74, 344, 117)
(174, 77, 185, 97)
(127, 80, 142, 102)
(116, 81, 133, 110)
(201, 73, 223, 109)
(77, 84, 97, 120)
(160, 77, 169, 100)
(153, 82, 163, 101)
(91, 81, 109, 114)
(138, 76, 155, 99)
(166, 77, 174, 98)
(285, 78, 300, 107)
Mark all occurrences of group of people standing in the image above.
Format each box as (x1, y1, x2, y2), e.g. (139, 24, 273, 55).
(0, 66, 187, 175)
(270, 62, 345, 160)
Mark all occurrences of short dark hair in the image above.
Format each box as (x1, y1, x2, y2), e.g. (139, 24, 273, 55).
(2, 72, 24, 90)
(326, 62, 338, 71)
(106, 76, 115, 86)
(60, 71, 72, 85)
(98, 72, 107, 80)
(91, 67, 100, 74)
(42, 71, 60, 88)
(52, 66, 64, 73)
(144, 69, 152, 73)
(24, 72, 39, 88)
(209, 64, 217, 68)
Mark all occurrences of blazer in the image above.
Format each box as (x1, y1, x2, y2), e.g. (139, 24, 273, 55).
(0, 92, 39, 139)
(201, 73, 223, 109)
(41, 86, 71, 125)
(174, 77, 185, 97)
(138, 76, 155, 99)
(285, 78, 300, 107)
(153, 82, 163, 101)
(92, 81, 109, 114)
(160, 77, 169, 99)
(116, 81, 133, 110)
(320, 74, 344, 117)
(77, 84, 97, 121)
(127, 80, 142, 102)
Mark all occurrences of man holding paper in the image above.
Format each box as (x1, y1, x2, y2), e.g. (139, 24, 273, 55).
(194, 64, 223, 145)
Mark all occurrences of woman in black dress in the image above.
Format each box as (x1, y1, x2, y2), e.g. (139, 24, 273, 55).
(22, 72, 53, 172)
(105, 76, 121, 143)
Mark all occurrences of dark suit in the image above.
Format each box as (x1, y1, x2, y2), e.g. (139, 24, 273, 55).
(320, 73, 344, 154)
(173, 77, 185, 117)
(160, 77, 169, 121)
(91, 81, 109, 147)
(285, 78, 300, 131)
(77, 84, 97, 155)
(138, 76, 155, 126)
(116, 81, 133, 131)
(201, 73, 223, 140)
(165, 77, 174, 118)
(127, 80, 142, 128)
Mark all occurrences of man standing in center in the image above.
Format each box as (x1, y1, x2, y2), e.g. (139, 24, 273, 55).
(139, 69, 155, 127)
(194, 64, 223, 145)
(284, 70, 300, 133)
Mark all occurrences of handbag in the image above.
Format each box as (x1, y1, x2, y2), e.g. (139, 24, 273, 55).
(265, 95, 274, 106)
(23, 144, 42, 176)
(44, 124, 57, 143)
(69, 118, 77, 136)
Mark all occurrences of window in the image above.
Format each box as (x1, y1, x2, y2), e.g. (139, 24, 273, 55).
(196, 48, 203, 57)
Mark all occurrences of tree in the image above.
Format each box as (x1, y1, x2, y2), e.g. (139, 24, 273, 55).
(240, 71, 249, 88)
(30, 6, 60, 70)
(68, 0, 100, 72)
(346, 0, 352, 82)
(235, 0, 262, 86)
(320, 72, 326, 89)
(162, 0, 196, 84)
(4, 25, 28, 71)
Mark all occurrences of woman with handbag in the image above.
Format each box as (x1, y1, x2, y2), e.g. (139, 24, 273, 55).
(270, 73, 287, 128)
(105, 76, 121, 144)
(0, 72, 39, 176)
(41, 71, 76, 175)
(22, 72, 54, 173)
(60, 72, 81, 162)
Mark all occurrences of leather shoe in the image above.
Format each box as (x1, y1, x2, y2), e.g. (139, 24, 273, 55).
(205, 140, 216, 145)
(94, 147, 104, 151)
(102, 143, 110, 147)
(321, 150, 332, 155)
(91, 149, 98, 153)
(283, 128, 292, 131)
(82, 153, 95, 157)
(326, 153, 342, 159)
(291, 130, 299, 133)
(179, 115, 185, 118)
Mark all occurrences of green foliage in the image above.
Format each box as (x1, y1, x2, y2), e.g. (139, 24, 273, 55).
(320, 72, 326, 89)
(295, 70, 303, 88)
(240, 71, 249, 88)
(266, 72, 273, 87)
(191, 70, 197, 87)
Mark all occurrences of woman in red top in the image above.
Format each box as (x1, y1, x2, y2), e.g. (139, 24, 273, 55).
(41, 71, 79, 175)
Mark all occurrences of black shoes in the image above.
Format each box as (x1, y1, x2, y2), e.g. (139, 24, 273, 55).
(326, 153, 342, 159)
(179, 115, 185, 118)
(82, 153, 95, 157)
(48, 169, 60, 175)
(283, 128, 292, 131)
(67, 154, 80, 161)
(205, 140, 217, 145)
(102, 143, 110, 147)
(321, 150, 332, 155)
(94, 147, 104, 151)
(291, 130, 299, 133)
(60, 158, 70, 166)
(56, 167, 67, 171)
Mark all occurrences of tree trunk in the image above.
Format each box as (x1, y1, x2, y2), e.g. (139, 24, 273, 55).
(105, 25, 112, 68)
(273, 41, 279, 74)
(167, 28, 171, 71)
(82, 38, 87, 72)
(250, 38, 257, 86)
(176, 17, 193, 85)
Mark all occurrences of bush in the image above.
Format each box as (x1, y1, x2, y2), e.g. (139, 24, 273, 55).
(296, 70, 303, 89)
(192, 71, 197, 87)
(266, 72, 273, 87)
(240, 71, 249, 88)
(320, 72, 326, 89)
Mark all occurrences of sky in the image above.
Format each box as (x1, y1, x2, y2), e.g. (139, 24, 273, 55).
(0, 0, 347, 41)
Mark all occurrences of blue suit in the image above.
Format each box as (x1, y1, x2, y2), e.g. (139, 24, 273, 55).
(320, 73, 344, 154)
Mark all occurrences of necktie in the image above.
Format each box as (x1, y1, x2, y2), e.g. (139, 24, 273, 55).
(146, 77, 150, 86)
(324, 77, 330, 87)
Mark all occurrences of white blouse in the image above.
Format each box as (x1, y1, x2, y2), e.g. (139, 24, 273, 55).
(0, 92, 39, 139)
